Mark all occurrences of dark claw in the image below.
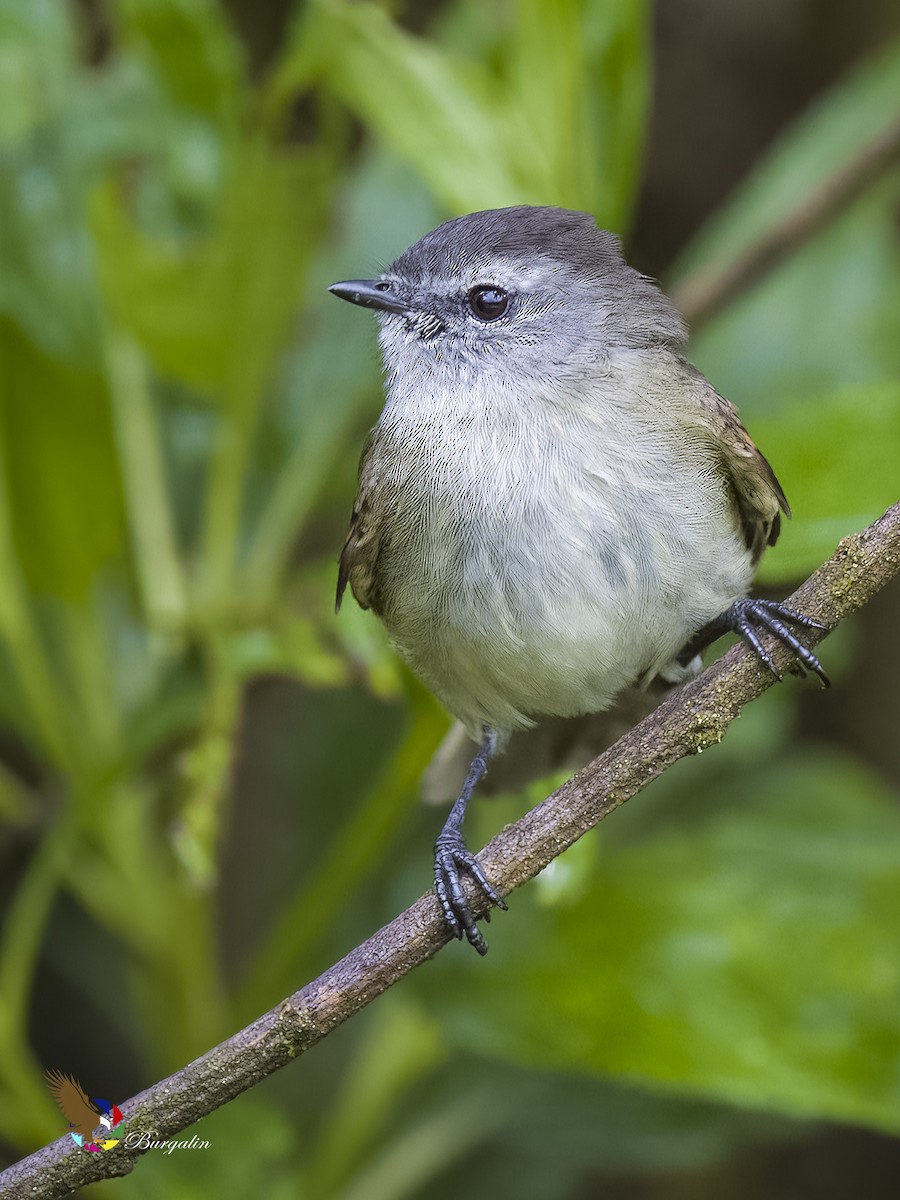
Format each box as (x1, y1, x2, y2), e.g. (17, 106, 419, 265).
(434, 831, 507, 956)
(727, 598, 830, 688)
(732, 615, 781, 679)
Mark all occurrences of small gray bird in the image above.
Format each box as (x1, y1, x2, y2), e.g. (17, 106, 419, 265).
(330, 206, 826, 955)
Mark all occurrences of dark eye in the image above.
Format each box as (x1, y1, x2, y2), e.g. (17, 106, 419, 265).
(467, 285, 510, 321)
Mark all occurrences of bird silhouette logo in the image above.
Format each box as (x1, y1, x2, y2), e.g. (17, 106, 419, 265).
(45, 1070, 125, 1152)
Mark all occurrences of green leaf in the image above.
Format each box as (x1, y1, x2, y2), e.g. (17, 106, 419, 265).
(500, 0, 649, 222)
(312, 1, 522, 211)
(686, 181, 900, 418)
(90, 140, 328, 396)
(419, 752, 900, 1132)
(672, 40, 900, 414)
(112, 0, 243, 123)
(308, 0, 649, 223)
(0, 0, 74, 148)
(752, 380, 900, 582)
(0, 322, 124, 600)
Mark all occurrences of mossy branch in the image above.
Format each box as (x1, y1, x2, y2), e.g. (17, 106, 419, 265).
(2, 500, 899, 1200)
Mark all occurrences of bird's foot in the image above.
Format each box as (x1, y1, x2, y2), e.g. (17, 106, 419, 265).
(434, 828, 506, 956)
(725, 598, 830, 687)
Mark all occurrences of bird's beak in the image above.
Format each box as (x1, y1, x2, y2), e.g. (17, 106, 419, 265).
(328, 279, 413, 316)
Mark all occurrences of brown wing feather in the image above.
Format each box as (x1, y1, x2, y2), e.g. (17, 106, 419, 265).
(336, 433, 384, 616)
(45, 1069, 100, 1137)
(336, 499, 381, 614)
(681, 363, 789, 565)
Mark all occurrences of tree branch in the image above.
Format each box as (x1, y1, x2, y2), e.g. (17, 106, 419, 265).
(3, 500, 899, 1199)
(671, 119, 900, 333)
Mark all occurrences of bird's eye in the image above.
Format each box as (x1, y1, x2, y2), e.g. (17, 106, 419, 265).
(467, 285, 510, 321)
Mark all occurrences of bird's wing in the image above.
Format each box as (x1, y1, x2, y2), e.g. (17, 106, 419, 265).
(336, 432, 385, 616)
(45, 1070, 100, 1135)
(679, 362, 789, 565)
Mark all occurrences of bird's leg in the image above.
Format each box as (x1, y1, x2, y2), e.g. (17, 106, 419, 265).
(678, 597, 830, 686)
(434, 727, 507, 955)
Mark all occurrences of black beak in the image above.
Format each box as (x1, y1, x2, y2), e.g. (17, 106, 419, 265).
(328, 279, 412, 315)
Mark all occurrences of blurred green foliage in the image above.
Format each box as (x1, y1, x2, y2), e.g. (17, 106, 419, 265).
(0, 0, 899, 1196)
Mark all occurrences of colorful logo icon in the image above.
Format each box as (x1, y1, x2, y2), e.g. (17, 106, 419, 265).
(45, 1070, 125, 1152)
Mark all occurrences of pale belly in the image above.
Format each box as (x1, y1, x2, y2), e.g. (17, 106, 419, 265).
(377, 451, 754, 737)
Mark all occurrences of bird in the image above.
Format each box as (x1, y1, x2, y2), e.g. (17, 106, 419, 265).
(329, 205, 827, 955)
(45, 1070, 104, 1142)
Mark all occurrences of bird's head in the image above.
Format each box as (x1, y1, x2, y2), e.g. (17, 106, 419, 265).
(329, 206, 686, 396)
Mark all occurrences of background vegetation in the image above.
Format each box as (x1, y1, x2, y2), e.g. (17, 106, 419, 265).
(1, 0, 899, 1195)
